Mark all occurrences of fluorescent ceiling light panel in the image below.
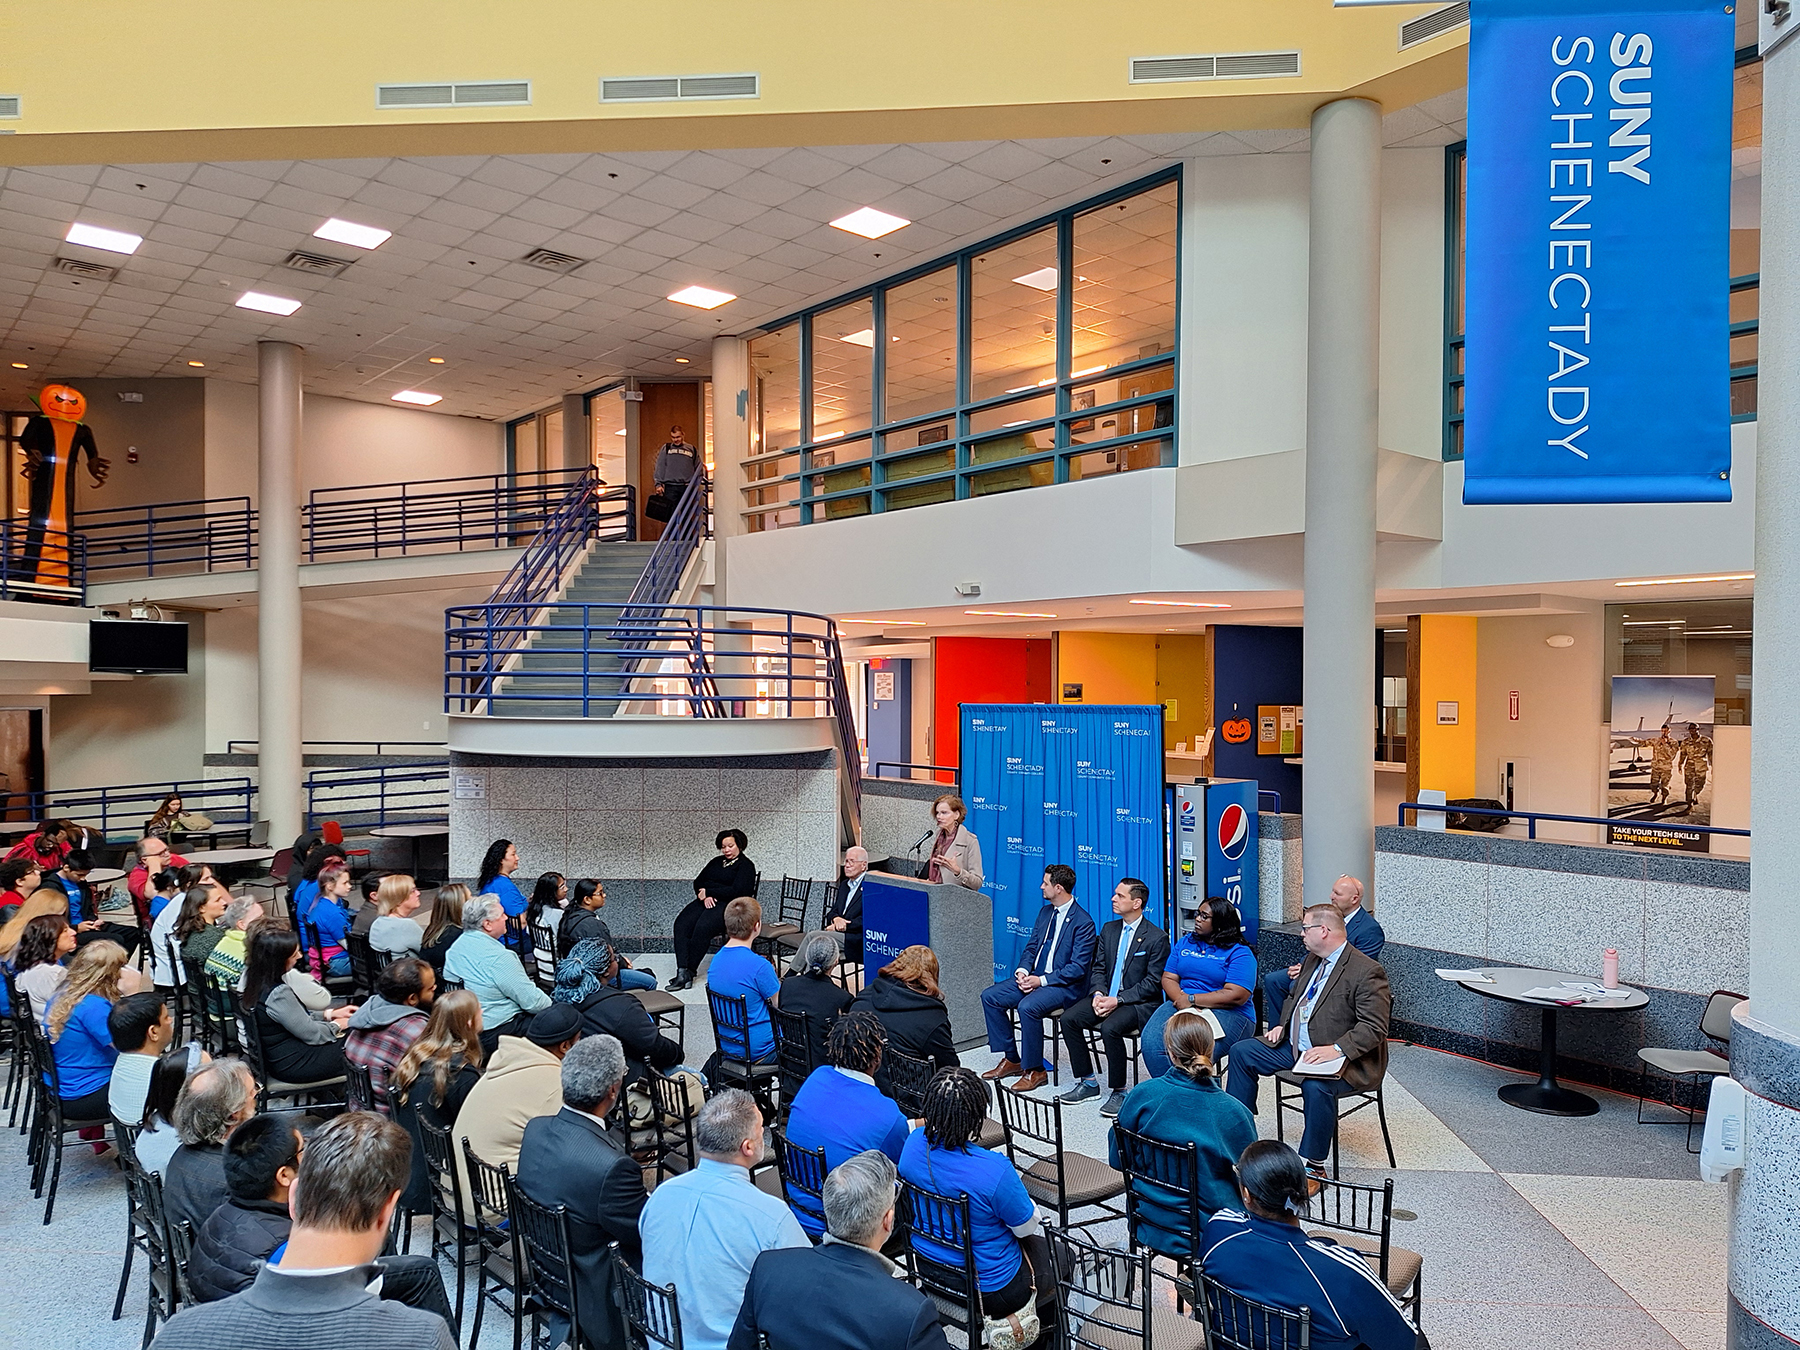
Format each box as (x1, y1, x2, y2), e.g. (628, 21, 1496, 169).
(830, 207, 911, 239)
(965, 609, 1058, 618)
(1012, 267, 1058, 291)
(66, 222, 143, 254)
(841, 617, 927, 626)
(313, 218, 392, 250)
(1614, 573, 1753, 587)
(838, 329, 876, 347)
(391, 390, 442, 406)
(235, 291, 302, 316)
(1130, 598, 1232, 609)
(667, 285, 736, 309)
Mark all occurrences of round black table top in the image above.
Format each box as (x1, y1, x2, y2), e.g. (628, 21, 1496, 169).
(1449, 966, 1648, 1011)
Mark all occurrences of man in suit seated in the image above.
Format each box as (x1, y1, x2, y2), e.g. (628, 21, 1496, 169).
(822, 846, 868, 964)
(516, 1034, 648, 1350)
(980, 864, 1097, 1092)
(1057, 877, 1170, 1115)
(1262, 875, 1384, 1026)
(728, 1149, 950, 1350)
(1226, 904, 1392, 1178)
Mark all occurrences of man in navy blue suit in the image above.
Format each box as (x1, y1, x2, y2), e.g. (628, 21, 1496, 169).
(1262, 875, 1384, 1026)
(980, 863, 1097, 1091)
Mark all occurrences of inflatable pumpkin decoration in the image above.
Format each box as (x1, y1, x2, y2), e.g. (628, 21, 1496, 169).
(19, 383, 109, 590)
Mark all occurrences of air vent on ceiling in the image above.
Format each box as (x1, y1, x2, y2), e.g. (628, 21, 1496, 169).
(376, 81, 531, 109)
(284, 250, 351, 277)
(521, 247, 589, 275)
(1400, 2, 1470, 49)
(0, 96, 19, 119)
(54, 256, 117, 282)
(1129, 50, 1300, 83)
(601, 72, 759, 102)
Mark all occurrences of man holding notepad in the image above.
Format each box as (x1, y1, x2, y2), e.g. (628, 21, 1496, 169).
(1225, 904, 1392, 1178)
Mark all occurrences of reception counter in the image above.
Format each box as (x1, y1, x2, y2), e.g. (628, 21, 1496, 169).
(862, 869, 994, 1050)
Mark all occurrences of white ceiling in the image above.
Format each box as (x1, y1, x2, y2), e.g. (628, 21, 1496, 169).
(0, 91, 1468, 422)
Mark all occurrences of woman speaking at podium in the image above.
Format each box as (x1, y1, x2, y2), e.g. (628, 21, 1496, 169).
(923, 794, 984, 890)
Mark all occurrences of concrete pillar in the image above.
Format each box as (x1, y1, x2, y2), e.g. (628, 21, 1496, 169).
(1732, 31, 1800, 1350)
(560, 393, 587, 472)
(711, 336, 751, 611)
(256, 341, 304, 843)
(1300, 98, 1382, 909)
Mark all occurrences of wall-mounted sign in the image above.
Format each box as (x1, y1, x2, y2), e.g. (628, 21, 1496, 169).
(872, 670, 895, 703)
(1061, 683, 1083, 702)
(453, 774, 486, 800)
(1436, 701, 1460, 726)
(1256, 705, 1302, 756)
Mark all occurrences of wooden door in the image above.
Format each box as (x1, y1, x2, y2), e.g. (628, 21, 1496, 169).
(638, 384, 702, 539)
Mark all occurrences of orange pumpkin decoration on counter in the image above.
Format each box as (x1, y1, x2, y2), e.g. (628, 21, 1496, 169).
(1220, 718, 1253, 744)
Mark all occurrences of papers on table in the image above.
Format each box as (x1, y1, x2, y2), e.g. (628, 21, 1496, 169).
(1520, 982, 1635, 1003)
(1290, 1054, 1347, 1077)
(1437, 969, 1496, 984)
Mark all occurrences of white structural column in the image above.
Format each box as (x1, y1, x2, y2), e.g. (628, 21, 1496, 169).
(1732, 31, 1800, 1350)
(1300, 98, 1382, 908)
(256, 341, 305, 842)
(560, 393, 587, 471)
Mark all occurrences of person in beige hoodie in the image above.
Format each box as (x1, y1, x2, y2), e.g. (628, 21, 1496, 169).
(452, 1003, 580, 1201)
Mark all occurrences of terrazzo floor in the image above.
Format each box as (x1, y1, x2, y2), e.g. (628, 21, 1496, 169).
(0, 951, 1727, 1350)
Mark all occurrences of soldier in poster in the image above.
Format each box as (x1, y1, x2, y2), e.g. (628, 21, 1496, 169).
(1679, 724, 1713, 813)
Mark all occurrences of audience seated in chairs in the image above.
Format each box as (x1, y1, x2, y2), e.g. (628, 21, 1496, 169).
(1142, 895, 1258, 1081)
(387, 987, 484, 1211)
(44, 848, 143, 959)
(300, 862, 355, 980)
(351, 873, 384, 942)
(366, 875, 425, 958)
(704, 898, 780, 1065)
(345, 958, 436, 1107)
(186, 1113, 311, 1302)
(134, 1043, 204, 1175)
(667, 828, 759, 992)
(898, 1066, 1049, 1333)
(553, 939, 682, 1081)
(148, 1111, 460, 1350)
(203, 896, 266, 991)
(445, 892, 550, 1052)
(475, 839, 530, 919)
(981, 863, 1098, 1091)
(1225, 904, 1392, 1179)
(639, 1088, 807, 1350)
(46, 938, 132, 1153)
(1059, 876, 1170, 1116)
(128, 836, 188, 908)
(14, 908, 78, 1019)
(173, 885, 231, 971)
(729, 1149, 950, 1350)
(525, 870, 566, 959)
(146, 867, 182, 923)
(517, 1033, 648, 1350)
(242, 924, 353, 1084)
(450, 1001, 576, 1203)
(163, 1056, 258, 1234)
(821, 846, 869, 965)
(109, 991, 175, 1129)
(415, 883, 466, 975)
(782, 1010, 911, 1239)
(849, 944, 960, 1097)
(0, 865, 50, 941)
(778, 930, 852, 1068)
(559, 879, 658, 991)
(1110, 1010, 1256, 1249)
(1201, 1140, 1428, 1350)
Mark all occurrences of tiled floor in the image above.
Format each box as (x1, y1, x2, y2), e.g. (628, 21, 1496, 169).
(0, 957, 1727, 1350)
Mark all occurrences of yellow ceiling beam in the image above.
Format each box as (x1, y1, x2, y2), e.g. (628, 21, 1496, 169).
(0, 0, 1466, 165)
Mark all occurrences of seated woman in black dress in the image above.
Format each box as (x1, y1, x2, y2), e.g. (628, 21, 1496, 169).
(241, 923, 352, 1085)
(778, 930, 853, 1070)
(666, 828, 757, 991)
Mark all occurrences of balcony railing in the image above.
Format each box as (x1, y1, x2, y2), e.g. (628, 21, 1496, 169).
(10, 776, 255, 842)
(73, 497, 254, 582)
(305, 762, 449, 831)
(0, 521, 87, 605)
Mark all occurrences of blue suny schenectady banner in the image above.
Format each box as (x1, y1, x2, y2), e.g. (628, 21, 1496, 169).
(959, 703, 1166, 981)
(1462, 0, 1734, 505)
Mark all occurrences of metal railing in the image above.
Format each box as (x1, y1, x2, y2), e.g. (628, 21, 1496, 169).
(624, 476, 708, 614)
(303, 468, 635, 561)
(1398, 800, 1748, 842)
(0, 521, 87, 604)
(9, 777, 256, 841)
(226, 740, 446, 757)
(872, 761, 958, 782)
(74, 497, 254, 580)
(305, 762, 449, 831)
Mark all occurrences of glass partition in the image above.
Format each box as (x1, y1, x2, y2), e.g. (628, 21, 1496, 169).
(1071, 180, 1177, 372)
(885, 266, 958, 424)
(970, 226, 1058, 405)
(812, 296, 874, 440)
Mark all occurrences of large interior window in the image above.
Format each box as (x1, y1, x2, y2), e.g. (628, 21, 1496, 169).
(1603, 598, 1754, 725)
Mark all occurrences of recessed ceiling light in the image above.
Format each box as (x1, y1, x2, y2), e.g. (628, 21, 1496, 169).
(9, 362, 27, 370)
(674, 357, 691, 364)
(392, 390, 442, 406)
(838, 329, 876, 348)
(235, 291, 302, 316)
(313, 218, 392, 250)
(428, 356, 446, 364)
(667, 285, 736, 309)
(840, 617, 927, 626)
(1615, 573, 1753, 587)
(187, 360, 205, 368)
(1012, 267, 1058, 291)
(965, 609, 1058, 619)
(66, 222, 143, 255)
(830, 207, 911, 239)
(1130, 598, 1232, 609)
(1071, 364, 1109, 377)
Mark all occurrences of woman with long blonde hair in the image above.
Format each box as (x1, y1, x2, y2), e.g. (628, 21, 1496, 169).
(390, 987, 484, 1122)
(45, 939, 130, 1145)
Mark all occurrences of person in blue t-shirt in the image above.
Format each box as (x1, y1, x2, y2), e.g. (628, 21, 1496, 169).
(1141, 895, 1256, 1078)
(783, 1010, 911, 1237)
(477, 839, 530, 919)
(706, 898, 781, 1062)
(898, 1067, 1042, 1326)
(302, 861, 354, 978)
(45, 939, 130, 1147)
(1262, 875, 1385, 1022)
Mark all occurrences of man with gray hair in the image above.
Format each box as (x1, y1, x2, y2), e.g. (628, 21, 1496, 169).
(518, 1034, 646, 1350)
(728, 1150, 949, 1350)
(639, 1088, 807, 1350)
(164, 1056, 258, 1236)
(823, 845, 868, 963)
(445, 891, 549, 1052)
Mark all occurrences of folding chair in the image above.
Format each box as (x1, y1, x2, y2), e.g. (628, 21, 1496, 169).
(617, 1250, 685, 1350)
(241, 1001, 345, 1110)
(418, 1117, 472, 1336)
(755, 876, 811, 961)
(1197, 1273, 1312, 1350)
(706, 989, 780, 1116)
(1047, 1222, 1206, 1350)
(506, 1170, 589, 1350)
(994, 1082, 1125, 1231)
(1304, 1173, 1423, 1328)
(771, 1129, 828, 1236)
(1273, 1073, 1396, 1177)
(770, 1005, 814, 1120)
(463, 1139, 526, 1350)
(1111, 1126, 1203, 1302)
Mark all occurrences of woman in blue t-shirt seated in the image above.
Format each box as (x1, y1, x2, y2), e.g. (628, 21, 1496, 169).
(1141, 895, 1257, 1079)
(45, 938, 130, 1147)
(898, 1067, 1043, 1330)
(476, 839, 530, 919)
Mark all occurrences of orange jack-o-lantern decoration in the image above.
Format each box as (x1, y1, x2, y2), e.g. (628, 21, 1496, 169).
(38, 384, 86, 422)
(1220, 718, 1253, 744)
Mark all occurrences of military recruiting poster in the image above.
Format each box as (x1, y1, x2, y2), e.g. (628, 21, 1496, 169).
(1607, 675, 1716, 851)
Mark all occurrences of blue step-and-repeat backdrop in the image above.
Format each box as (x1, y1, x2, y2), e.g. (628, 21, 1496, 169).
(960, 703, 1167, 980)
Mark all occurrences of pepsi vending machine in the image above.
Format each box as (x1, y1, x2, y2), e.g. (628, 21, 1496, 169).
(1171, 780, 1260, 944)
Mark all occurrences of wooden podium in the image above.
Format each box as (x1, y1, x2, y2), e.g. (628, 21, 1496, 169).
(861, 870, 995, 1050)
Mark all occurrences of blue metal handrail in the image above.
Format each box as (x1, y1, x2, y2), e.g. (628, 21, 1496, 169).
(624, 475, 709, 613)
(1398, 800, 1748, 841)
(1258, 790, 1283, 815)
(11, 777, 255, 842)
(305, 762, 449, 831)
(73, 497, 254, 580)
(0, 521, 87, 604)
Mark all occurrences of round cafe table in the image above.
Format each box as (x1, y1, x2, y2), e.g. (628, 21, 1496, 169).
(1450, 966, 1648, 1117)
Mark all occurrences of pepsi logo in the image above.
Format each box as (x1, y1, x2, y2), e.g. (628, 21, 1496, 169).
(1217, 803, 1249, 861)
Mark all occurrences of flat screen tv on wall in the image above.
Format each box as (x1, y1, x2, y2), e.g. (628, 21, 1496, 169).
(89, 619, 189, 675)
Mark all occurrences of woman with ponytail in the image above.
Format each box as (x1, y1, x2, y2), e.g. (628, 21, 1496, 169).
(1109, 1009, 1256, 1248)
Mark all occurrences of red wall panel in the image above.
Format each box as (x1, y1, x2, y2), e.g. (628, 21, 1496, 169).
(932, 637, 1053, 771)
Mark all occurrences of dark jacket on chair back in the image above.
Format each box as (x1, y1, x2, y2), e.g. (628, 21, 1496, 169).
(188, 1197, 291, 1302)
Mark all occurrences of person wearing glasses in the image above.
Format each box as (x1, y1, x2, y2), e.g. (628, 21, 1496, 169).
(1139, 895, 1257, 1082)
(1261, 875, 1383, 1029)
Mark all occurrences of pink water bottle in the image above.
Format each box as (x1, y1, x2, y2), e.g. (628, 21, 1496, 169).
(1602, 948, 1619, 989)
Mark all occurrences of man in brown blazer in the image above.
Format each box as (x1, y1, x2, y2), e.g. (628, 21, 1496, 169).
(1225, 904, 1392, 1174)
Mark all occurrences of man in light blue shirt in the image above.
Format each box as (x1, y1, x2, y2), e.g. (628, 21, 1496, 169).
(639, 1088, 807, 1350)
(444, 892, 549, 1050)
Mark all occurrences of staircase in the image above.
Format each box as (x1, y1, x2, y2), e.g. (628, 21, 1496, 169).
(490, 541, 658, 717)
